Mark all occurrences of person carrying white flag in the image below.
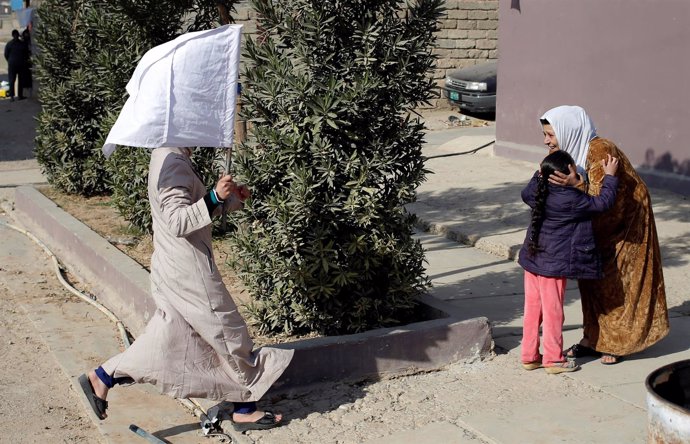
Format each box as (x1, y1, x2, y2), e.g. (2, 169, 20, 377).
(79, 24, 293, 432)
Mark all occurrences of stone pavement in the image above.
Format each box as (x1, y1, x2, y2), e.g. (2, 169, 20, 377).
(1, 111, 690, 443)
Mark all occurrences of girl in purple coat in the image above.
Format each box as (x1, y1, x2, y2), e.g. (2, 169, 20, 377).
(518, 150, 619, 373)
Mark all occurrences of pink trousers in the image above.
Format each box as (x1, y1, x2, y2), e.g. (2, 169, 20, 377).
(521, 270, 566, 365)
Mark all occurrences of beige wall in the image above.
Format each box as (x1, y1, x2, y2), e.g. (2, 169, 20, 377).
(494, 0, 690, 195)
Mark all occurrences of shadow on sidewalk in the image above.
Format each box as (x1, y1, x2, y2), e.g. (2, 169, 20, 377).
(271, 380, 371, 424)
(415, 182, 529, 245)
(670, 300, 690, 316)
(659, 231, 690, 269)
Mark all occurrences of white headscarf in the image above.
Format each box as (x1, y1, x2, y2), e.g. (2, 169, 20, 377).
(540, 105, 597, 175)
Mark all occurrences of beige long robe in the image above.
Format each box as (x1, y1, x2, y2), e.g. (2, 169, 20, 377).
(102, 147, 293, 401)
(577, 138, 669, 356)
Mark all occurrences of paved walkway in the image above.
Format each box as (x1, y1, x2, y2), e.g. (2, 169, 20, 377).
(1, 112, 690, 442)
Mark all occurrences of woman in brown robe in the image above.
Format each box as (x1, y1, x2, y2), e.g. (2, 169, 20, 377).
(540, 105, 669, 364)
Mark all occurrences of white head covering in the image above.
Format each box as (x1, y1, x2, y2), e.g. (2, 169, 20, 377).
(102, 24, 243, 158)
(540, 105, 597, 175)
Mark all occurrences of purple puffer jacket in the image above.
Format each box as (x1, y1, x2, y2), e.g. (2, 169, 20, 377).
(517, 173, 619, 279)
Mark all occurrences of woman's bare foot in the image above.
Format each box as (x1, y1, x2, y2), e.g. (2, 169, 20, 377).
(601, 354, 622, 365)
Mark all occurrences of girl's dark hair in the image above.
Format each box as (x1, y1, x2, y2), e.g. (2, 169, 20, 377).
(540, 118, 550, 125)
(528, 150, 576, 255)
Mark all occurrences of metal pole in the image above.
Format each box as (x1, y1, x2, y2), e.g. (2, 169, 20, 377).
(218, 3, 232, 231)
(129, 424, 166, 444)
(221, 83, 246, 230)
(216, 2, 231, 26)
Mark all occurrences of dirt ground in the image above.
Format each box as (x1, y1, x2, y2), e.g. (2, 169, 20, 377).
(0, 211, 104, 443)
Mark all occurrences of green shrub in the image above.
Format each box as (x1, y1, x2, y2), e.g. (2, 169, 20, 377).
(34, 0, 113, 195)
(230, 0, 444, 335)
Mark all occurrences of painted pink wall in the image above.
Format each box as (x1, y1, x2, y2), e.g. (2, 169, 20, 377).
(494, 0, 690, 194)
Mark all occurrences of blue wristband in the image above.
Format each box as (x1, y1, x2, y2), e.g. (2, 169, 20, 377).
(211, 189, 224, 205)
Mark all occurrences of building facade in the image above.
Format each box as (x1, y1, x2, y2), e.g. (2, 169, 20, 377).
(494, 0, 690, 195)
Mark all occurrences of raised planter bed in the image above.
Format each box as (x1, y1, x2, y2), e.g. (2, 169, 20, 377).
(14, 185, 492, 390)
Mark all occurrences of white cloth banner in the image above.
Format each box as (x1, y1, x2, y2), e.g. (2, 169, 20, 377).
(102, 24, 243, 158)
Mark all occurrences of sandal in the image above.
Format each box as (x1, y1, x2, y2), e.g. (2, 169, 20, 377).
(544, 361, 580, 374)
(78, 374, 108, 419)
(231, 411, 282, 432)
(522, 360, 543, 371)
(601, 354, 623, 365)
(564, 343, 600, 359)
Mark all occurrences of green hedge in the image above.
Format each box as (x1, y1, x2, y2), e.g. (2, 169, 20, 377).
(230, 0, 444, 335)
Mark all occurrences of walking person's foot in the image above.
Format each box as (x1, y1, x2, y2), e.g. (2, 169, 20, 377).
(77, 370, 110, 419)
(231, 410, 283, 431)
(88, 370, 109, 399)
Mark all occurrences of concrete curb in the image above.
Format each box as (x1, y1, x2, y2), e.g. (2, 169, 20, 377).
(15, 186, 152, 335)
(271, 296, 492, 393)
(13, 185, 492, 391)
(415, 217, 521, 262)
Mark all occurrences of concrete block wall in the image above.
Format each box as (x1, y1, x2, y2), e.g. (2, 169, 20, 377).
(433, 0, 499, 107)
(233, 0, 499, 109)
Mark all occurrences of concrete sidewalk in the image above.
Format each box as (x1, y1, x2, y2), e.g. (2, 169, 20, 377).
(397, 125, 690, 443)
(2, 118, 690, 443)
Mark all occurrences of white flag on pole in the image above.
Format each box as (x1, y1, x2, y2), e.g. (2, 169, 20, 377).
(102, 24, 243, 158)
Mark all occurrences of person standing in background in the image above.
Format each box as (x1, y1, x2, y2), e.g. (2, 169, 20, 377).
(4, 29, 29, 101)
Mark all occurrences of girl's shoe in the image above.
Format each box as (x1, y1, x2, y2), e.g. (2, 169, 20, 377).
(544, 360, 580, 374)
(522, 360, 543, 371)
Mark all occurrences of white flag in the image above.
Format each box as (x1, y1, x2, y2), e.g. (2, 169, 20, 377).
(102, 24, 243, 158)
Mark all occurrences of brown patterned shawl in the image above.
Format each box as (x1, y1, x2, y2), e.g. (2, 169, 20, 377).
(576, 137, 669, 355)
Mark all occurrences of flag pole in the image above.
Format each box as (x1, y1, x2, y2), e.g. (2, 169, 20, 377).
(216, 2, 236, 177)
(216, 3, 247, 230)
